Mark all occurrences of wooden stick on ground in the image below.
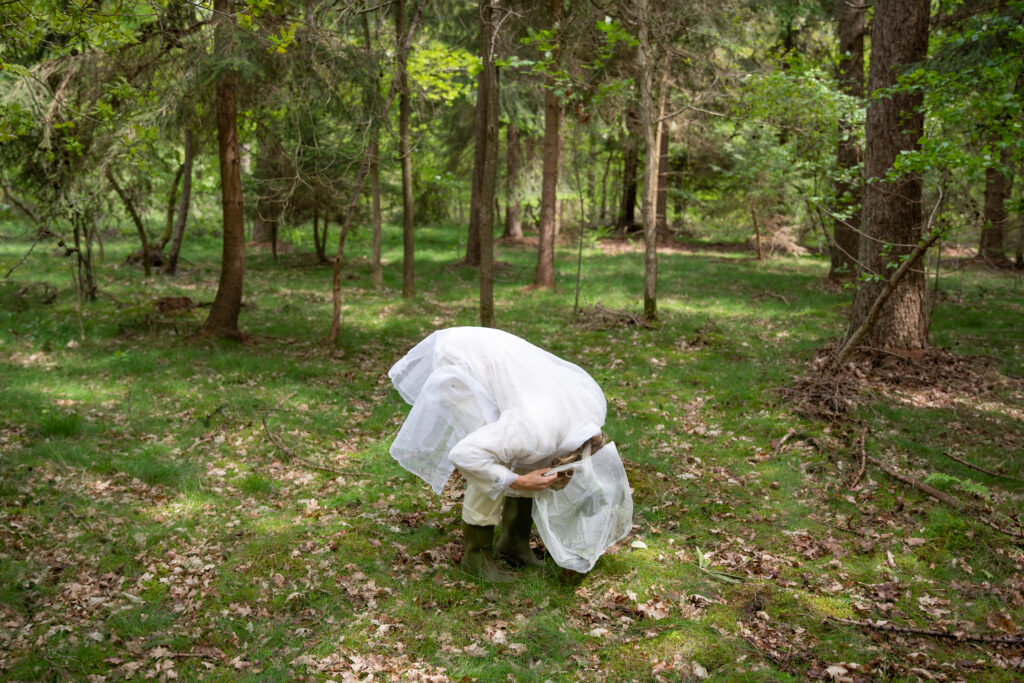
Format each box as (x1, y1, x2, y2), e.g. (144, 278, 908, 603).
(826, 616, 1024, 646)
(943, 451, 1022, 482)
(867, 454, 1024, 541)
(261, 416, 371, 478)
(772, 428, 797, 456)
(850, 427, 867, 489)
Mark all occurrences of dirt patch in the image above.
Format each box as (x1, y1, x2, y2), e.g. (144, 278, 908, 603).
(783, 345, 1024, 421)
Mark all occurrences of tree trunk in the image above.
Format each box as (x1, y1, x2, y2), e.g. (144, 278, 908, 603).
(328, 0, 429, 344)
(106, 168, 152, 277)
(504, 122, 523, 238)
(397, 0, 415, 298)
(533, 0, 561, 289)
(979, 147, 1010, 263)
(476, 0, 499, 326)
(655, 120, 669, 237)
(844, 0, 930, 350)
(252, 129, 282, 248)
(617, 110, 639, 230)
(599, 146, 614, 224)
(638, 5, 661, 322)
(466, 47, 486, 266)
(161, 161, 185, 250)
(363, 13, 384, 287)
(203, 0, 246, 340)
(369, 140, 384, 284)
(830, 0, 866, 282)
(670, 151, 685, 227)
(164, 128, 194, 275)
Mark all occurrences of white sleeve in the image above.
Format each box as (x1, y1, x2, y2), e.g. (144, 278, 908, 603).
(448, 419, 521, 499)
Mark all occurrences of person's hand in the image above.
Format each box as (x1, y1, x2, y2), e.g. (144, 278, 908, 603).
(509, 468, 555, 491)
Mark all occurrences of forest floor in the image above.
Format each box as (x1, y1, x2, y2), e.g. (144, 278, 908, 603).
(1, 223, 1023, 682)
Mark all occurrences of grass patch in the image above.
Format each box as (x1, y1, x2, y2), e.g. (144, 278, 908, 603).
(1, 224, 1021, 680)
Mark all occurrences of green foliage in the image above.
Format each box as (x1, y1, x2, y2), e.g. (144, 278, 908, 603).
(408, 41, 476, 103)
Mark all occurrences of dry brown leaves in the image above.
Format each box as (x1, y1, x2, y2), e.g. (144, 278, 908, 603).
(784, 345, 1024, 421)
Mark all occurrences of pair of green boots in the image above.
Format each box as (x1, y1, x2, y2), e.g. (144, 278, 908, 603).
(460, 497, 544, 582)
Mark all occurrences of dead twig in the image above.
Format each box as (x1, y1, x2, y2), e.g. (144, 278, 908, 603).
(756, 291, 790, 305)
(943, 451, 1021, 482)
(826, 616, 1024, 646)
(850, 427, 867, 489)
(261, 415, 371, 478)
(771, 428, 797, 456)
(868, 454, 1024, 542)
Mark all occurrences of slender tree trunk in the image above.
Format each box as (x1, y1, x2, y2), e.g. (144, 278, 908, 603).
(670, 152, 685, 227)
(618, 111, 639, 230)
(162, 161, 185, 249)
(397, 0, 415, 298)
(599, 146, 614, 224)
(504, 122, 523, 238)
(638, 6, 661, 322)
(980, 147, 1010, 263)
(466, 35, 487, 266)
(830, 0, 865, 281)
(845, 0, 930, 350)
(312, 206, 323, 261)
(252, 130, 280, 247)
(533, 0, 562, 288)
(655, 120, 669, 237)
(203, 0, 246, 340)
(751, 199, 764, 261)
(363, 14, 383, 287)
(329, 0, 428, 343)
(476, 0, 499, 326)
(106, 168, 152, 277)
(165, 128, 194, 275)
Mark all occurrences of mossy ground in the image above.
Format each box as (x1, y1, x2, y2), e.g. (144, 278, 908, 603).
(1, 222, 1022, 681)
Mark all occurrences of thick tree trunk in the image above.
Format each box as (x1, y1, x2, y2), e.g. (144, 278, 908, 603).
(845, 0, 929, 350)
(979, 147, 1010, 263)
(164, 128, 193, 275)
(203, 0, 246, 340)
(504, 122, 523, 238)
(396, 0, 415, 297)
(476, 0, 499, 326)
(533, 0, 561, 289)
(830, 0, 866, 282)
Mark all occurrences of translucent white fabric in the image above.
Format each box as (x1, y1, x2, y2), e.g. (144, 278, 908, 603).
(532, 442, 633, 573)
(388, 327, 607, 497)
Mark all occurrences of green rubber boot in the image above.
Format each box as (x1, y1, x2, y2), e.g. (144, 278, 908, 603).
(460, 523, 515, 582)
(496, 497, 545, 567)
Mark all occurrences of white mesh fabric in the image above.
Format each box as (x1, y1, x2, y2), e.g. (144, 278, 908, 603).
(531, 442, 633, 573)
(388, 327, 607, 496)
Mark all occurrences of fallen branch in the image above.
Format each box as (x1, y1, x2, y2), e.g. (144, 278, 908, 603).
(771, 428, 797, 456)
(826, 616, 1024, 646)
(261, 415, 371, 478)
(829, 224, 945, 374)
(850, 427, 867, 489)
(943, 451, 1021, 482)
(867, 454, 1024, 542)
